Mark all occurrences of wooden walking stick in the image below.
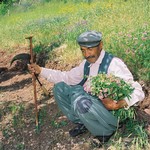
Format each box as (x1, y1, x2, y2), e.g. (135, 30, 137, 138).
(26, 36, 39, 128)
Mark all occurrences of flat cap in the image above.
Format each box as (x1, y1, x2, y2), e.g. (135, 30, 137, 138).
(77, 31, 102, 48)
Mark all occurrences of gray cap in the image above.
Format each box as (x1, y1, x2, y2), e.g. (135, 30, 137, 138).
(77, 31, 102, 48)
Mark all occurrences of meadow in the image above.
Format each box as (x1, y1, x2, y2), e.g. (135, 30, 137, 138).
(0, 0, 150, 149)
(0, 0, 149, 81)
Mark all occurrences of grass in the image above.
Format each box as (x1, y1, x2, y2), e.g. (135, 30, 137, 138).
(1, 0, 149, 48)
(0, 1, 149, 81)
(0, 0, 150, 149)
(0, 99, 149, 149)
(51, 111, 68, 128)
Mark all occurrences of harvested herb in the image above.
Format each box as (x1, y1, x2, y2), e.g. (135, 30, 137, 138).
(89, 73, 135, 121)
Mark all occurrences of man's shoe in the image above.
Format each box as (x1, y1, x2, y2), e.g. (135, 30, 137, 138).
(69, 124, 88, 137)
(96, 134, 113, 143)
(92, 132, 114, 147)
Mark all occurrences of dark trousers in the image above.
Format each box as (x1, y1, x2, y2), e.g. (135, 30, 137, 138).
(53, 82, 118, 136)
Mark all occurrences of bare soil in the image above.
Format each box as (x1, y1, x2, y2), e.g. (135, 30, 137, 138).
(0, 47, 150, 150)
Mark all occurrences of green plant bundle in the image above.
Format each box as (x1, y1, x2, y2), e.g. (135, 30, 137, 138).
(89, 73, 135, 121)
(90, 73, 134, 101)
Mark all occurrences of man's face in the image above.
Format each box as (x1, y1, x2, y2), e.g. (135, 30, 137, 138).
(80, 42, 103, 63)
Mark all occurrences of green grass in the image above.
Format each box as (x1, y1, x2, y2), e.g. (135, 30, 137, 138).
(1, 0, 149, 48)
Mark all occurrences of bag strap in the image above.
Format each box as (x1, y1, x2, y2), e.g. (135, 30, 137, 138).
(78, 61, 90, 86)
(78, 52, 114, 86)
(98, 52, 114, 73)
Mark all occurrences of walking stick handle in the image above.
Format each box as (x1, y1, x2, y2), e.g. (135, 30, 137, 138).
(26, 36, 34, 63)
(26, 36, 39, 127)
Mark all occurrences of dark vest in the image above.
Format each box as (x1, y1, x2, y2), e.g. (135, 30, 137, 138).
(79, 52, 114, 86)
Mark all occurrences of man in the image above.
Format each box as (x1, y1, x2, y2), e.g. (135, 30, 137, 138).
(28, 31, 145, 144)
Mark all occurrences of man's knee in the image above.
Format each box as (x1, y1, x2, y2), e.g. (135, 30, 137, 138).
(75, 98, 93, 114)
(53, 82, 65, 91)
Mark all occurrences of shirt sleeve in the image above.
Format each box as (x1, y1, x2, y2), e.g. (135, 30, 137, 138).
(39, 60, 86, 85)
(108, 57, 145, 107)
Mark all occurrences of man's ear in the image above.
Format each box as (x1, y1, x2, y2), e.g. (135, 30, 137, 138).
(99, 41, 103, 50)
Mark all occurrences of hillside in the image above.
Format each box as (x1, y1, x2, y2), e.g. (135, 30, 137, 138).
(0, 0, 150, 149)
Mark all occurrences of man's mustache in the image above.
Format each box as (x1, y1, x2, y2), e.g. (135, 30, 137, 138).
(85, 56, 95, 59)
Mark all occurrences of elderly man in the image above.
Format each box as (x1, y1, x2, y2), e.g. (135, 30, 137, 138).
(28, 31, 145, 144)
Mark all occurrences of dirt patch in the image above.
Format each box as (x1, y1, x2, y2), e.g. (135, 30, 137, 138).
(0, 47, 150, 150)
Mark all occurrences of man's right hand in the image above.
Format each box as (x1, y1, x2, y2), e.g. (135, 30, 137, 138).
(28, 64, 42, 75)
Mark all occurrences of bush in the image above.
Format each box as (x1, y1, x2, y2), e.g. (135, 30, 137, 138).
(0, 2, 7, 15)
(0, 0, 20, 15)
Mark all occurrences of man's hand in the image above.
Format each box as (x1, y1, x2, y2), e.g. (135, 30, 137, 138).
(28, 64, 42, 75)
(100, 98, 128, 110)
